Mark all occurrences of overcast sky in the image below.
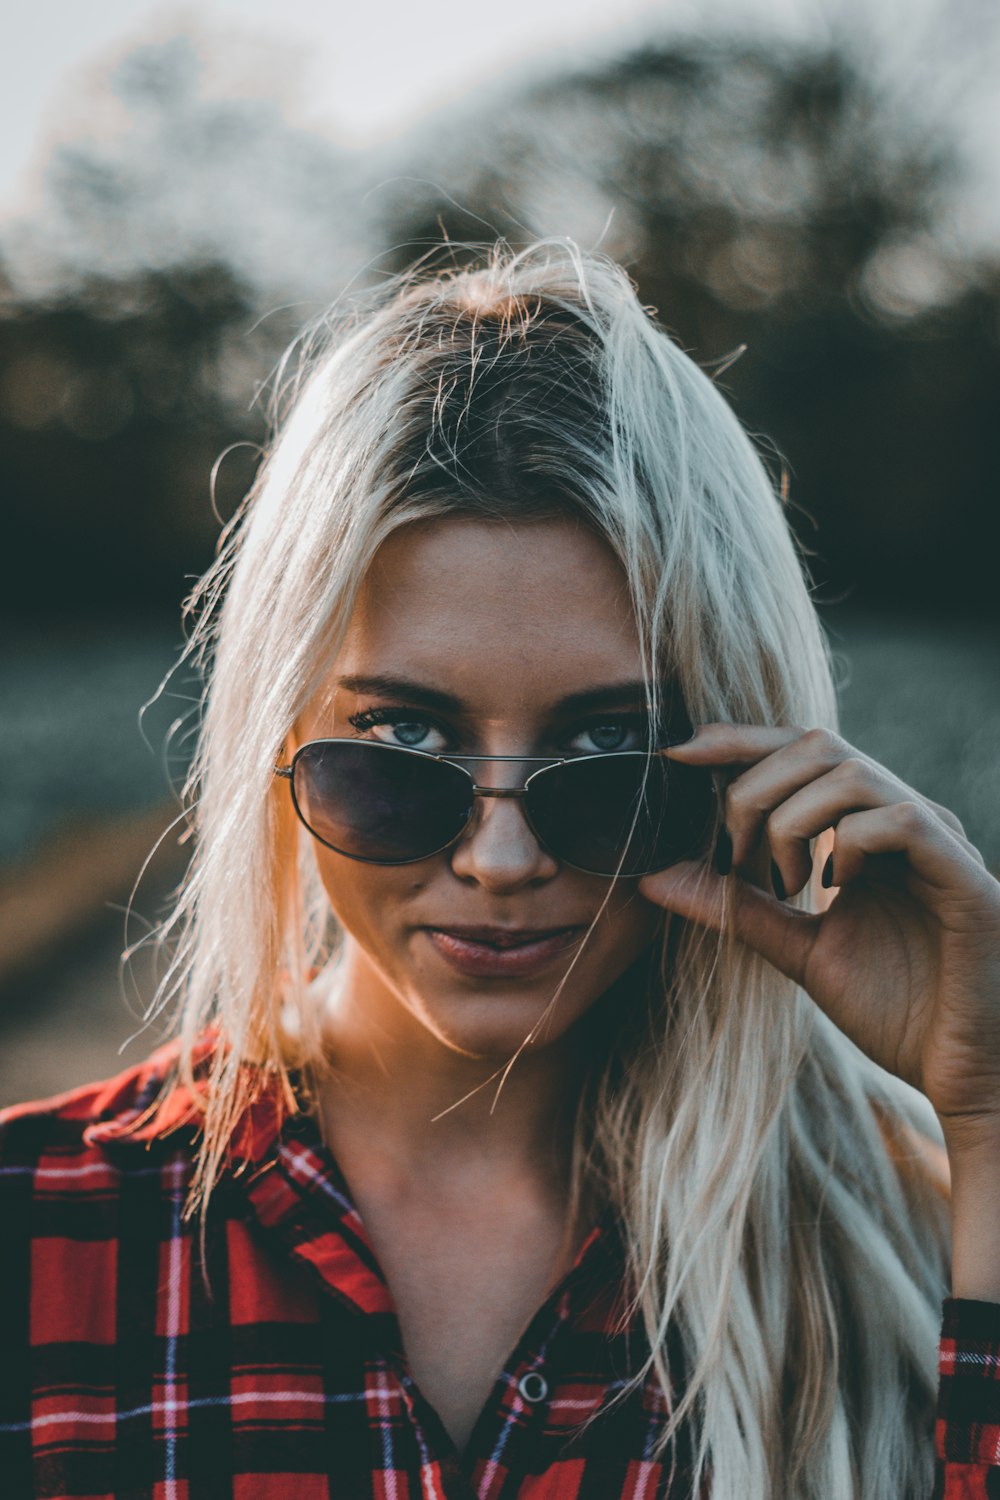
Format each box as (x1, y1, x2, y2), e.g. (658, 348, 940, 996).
(4, 0, 999, 244)
(0, 0, 868, 212)
(2, 0, 662, 215)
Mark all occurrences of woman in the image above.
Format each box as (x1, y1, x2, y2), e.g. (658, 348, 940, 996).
(1, 239, 998, 1500)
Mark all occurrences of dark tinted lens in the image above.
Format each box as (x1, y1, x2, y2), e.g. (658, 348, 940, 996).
(292, 741, 474, 863)
(525, 753, 715, 876)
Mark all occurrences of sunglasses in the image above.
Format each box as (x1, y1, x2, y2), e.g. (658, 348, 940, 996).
(275, 738, 716, 877)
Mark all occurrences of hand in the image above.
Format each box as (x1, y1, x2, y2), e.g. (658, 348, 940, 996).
(638, 724, 1000, 1156)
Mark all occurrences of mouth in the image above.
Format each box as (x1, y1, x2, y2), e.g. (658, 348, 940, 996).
(422, 924, 587, 979)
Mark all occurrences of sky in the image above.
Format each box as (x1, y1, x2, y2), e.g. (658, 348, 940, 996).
(3, 0, 999, 258)
(1, 0, 858, 217)
(3, 0, 655, 215)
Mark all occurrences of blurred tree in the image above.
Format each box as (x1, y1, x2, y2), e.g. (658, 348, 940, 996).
(0, 29, 357, 623)
(375, 38, 1000, 617)
(0, 262, 264, 618)
(1, 30, 997, 621)
(21, 32, 362, 302)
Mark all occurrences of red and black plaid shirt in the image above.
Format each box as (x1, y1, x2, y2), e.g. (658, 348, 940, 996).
(0, 1040, 997, 1500)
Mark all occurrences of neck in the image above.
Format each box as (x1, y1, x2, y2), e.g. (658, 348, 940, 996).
(310, 952, 592, 1195)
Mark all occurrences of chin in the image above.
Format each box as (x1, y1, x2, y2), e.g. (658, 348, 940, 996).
(415, 982, 594, 1060)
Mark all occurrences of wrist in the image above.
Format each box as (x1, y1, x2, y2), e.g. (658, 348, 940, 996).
(944, 1124, 1000, 1302)
(940, 1111, 1000, 1169)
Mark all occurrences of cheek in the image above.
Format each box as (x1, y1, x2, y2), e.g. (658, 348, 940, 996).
(312, 850, 424, 952)
(589, 889, 663, 971)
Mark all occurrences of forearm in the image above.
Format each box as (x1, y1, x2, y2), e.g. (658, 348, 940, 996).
(946, 1130, 1000, 1300)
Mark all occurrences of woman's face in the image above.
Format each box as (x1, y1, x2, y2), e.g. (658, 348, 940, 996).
(298, 514, 667, 1061)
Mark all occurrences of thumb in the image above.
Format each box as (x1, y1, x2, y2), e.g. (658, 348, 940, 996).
(638, 861, 819, 987)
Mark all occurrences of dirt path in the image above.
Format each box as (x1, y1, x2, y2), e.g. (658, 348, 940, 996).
(0, 809, 187, 1107)
(0, 904, 174, 1106)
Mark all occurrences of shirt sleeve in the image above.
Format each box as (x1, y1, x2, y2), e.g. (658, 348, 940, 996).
(936, 1298, 1000, 1498)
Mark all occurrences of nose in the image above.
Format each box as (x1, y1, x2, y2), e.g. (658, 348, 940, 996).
(448, 783, 560, 890)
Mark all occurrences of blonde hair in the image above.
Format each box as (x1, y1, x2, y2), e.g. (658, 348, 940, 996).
(151, 238, 948, 1499)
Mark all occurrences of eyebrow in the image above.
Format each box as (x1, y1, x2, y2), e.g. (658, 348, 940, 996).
(334, 674, 656, 717)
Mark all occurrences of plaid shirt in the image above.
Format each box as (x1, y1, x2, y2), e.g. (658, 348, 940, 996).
(0, 1041, 995, 1500)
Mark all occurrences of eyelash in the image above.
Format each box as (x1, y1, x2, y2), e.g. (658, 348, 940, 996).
(348, 706, 452, 741)
(346, 706, 652, 751)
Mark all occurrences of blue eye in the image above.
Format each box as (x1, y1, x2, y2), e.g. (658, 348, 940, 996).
(391, 721, 434, 747)
(348, 707, 449, 752)
(567, 719, 646, 754)
(588, 724, 630, 750)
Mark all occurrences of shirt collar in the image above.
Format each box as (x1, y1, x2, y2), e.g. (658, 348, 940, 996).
(82, 1029, 286, 1161)
(79, 1033, 395, 1317)
(81, 1031, 622, 1325)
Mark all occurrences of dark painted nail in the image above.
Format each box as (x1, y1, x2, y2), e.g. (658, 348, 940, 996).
(770, 861, 786, 901)
(715, 825, 732, 876)
(663, 724, 698, 748)
(821, 854, 835, 889)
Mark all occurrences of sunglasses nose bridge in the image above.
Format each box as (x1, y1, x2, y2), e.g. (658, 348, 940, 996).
(449, 753, 553, 799)
(447, 773, 561, 883)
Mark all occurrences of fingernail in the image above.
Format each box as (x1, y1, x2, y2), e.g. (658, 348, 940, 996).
(821, 854, 835, 889)
(770, 860, 786, 901)
(714, 825, 732, 876)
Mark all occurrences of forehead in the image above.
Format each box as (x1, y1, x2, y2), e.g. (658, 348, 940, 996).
(336, 515, 643, 707)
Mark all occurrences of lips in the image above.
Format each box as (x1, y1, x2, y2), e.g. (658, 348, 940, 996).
(433, 925, 581, 948)
(422, 924, 586, 979)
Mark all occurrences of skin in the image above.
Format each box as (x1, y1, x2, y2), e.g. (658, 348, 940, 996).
(298, 515, 666, 1449)
(641, 726, 1000, 1301)
(293, 512, 1000, 1450)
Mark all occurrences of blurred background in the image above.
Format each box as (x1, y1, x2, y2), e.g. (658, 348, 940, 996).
(1, 0, 998, 1105)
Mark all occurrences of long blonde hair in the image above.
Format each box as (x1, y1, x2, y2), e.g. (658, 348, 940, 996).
(151, 238, 948, 1499)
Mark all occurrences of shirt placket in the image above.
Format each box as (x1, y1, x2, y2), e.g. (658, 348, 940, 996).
(458, 1222, 631, 1498)
(241, 1123, 472, 1492)
(240, 1120, 627, 1499)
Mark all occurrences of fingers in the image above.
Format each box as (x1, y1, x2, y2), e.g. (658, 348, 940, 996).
(664, 723, 807, 769)
(666, 724, 982, 892)
(763, 759, 927, 899)
(917, 797, 985, 867)
(720, 730, 856, 873)
(824, 802, 992, 902)
(638, 807, 992, 987)
(638, 860, 820, 988)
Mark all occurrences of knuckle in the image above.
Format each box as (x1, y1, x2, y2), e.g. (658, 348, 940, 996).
(801, 726, 843, 759)
(835, 755, 870, 788)
(894, 799, 925, 832)
(764, 808, 787, 842)
(928, 800, 966, 836)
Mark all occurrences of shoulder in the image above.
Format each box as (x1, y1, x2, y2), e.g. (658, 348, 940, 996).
(0, 1037, 191, 1187)
(0, 1043, 209, 1407)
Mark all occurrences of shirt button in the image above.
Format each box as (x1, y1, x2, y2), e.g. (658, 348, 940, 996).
(517, 1371, 548, 1404)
